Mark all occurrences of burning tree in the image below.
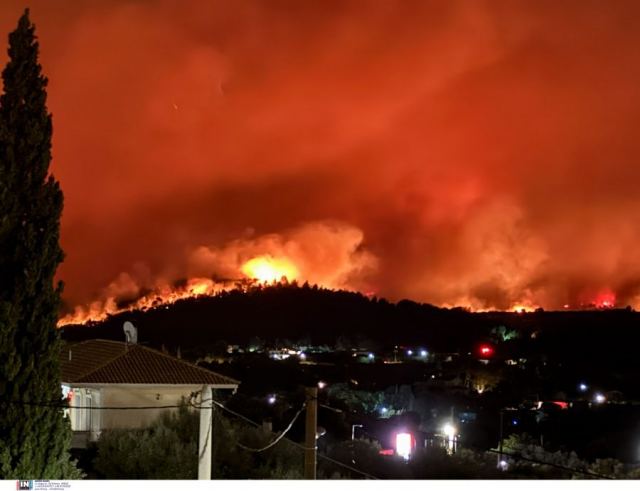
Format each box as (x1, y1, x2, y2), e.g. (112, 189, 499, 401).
(0, 10, 79, 478)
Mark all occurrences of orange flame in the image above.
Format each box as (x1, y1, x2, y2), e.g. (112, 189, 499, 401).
(241, 255, 299, 283)
(57, 277, 235, 326)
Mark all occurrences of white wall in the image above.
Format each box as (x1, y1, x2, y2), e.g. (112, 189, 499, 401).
(100, 386, 197, 429)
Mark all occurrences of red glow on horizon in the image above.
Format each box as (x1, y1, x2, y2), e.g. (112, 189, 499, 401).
(594, 291, 616, 309)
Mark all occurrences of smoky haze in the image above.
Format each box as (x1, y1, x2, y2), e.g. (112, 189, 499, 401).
(2, 0, 640, 312)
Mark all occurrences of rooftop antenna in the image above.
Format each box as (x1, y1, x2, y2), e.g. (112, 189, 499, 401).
(123, 321, 138, 345)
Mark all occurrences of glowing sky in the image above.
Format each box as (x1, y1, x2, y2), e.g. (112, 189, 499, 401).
(2, 1, 640, 312)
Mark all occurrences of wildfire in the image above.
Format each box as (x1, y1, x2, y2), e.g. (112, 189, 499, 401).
(57, 277, 231, 326)
(241, 255, 299, 283)
(510, 303, 537, 313)
(594, 291, 616, 309)
(58, 257, 302, 327)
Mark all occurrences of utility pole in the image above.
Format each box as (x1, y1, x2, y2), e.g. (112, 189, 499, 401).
(198, 385, 213, 480)
(304, 386, 318, 479)
(497, 409, 504, 469)
(351, 424, 363, 441)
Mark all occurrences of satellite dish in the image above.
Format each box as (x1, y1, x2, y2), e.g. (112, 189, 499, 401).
(123, 321, 138, 345)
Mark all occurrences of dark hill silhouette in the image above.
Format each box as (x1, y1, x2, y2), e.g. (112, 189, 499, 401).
(61, 283, 640, 369)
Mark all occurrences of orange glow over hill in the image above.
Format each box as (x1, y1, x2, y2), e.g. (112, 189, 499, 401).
(241, 256, 299, 284)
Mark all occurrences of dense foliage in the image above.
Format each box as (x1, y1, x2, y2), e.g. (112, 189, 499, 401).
(94, 404, 303, 479)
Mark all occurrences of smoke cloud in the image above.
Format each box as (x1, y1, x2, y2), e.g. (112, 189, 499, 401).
(2, 0, 640, 312)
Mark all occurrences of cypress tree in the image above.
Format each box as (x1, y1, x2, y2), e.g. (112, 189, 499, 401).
(0, 10, 80, 478)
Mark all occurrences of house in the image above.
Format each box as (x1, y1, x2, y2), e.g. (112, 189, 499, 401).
(60, 339, 240, 447)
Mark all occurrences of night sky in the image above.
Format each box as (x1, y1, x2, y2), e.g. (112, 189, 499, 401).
(2, 1, 640, 314)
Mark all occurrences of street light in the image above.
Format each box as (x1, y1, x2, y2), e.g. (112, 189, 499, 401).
(442, 423, 456, 438)
(578, 383, 588, 392)
(594, 393, 606, 404)
(267, 395, 276, 404)
(442, 423, 457, 454)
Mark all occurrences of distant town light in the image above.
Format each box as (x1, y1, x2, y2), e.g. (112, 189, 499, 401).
(498, 460, 509, 470)
(594, 393, 606, 404)
(380, 407, 388, 414)
(368, 353, 375, 360)
(420, 350, 428, 357)
(299, 352, 307, 360)
(578, 383, 588, 392)
(317, 381, 327, 389)
(267, 395, 276, 404)
(407, 350, 413, 356)
(395, 433, 412, 460)
(512, 419, 518, 426)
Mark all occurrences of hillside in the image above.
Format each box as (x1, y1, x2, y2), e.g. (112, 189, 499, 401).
(61, 283, 640, 366)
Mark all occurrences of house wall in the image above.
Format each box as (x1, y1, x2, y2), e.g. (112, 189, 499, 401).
(100, 386, 199, 430)
(67, 385, 211, 443)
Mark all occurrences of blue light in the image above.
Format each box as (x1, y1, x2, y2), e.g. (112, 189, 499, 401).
(420, 350, 428, 357)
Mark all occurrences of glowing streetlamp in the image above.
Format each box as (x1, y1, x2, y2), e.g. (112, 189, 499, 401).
(578, 383, 588, 392)
(442, 423, 457, 454)
(594, 393, 606, 404)
(395, 432, 413, 461)
(267, 395, 276, 405)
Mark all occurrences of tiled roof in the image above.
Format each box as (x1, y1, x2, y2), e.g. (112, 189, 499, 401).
(60, 339, 239, 386)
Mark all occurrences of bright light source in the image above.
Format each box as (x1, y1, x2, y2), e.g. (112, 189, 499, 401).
(512, 419, 518, 426)
(420, 350, 428, 357)
(594, 393, 606, 404)
(368, 353, 374, 360)
(380, 407, 388, 414)
(317, 381, 327, 389)
(267, 395, 276, 404)
(241, 255, 298, 283)
(479, 345, 493, 356)
(578, 383, 588, 392)
(395, 433, 412, 460)
(498, 460, 509, 470)
(299, 352, 306, 360)
(442, 423, 456, 438)
(407, 350, 413, 356)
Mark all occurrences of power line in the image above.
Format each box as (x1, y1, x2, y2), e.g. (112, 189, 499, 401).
(0, 397, 614, 480)
(488, 449, 614, 480)
(1, 395, 379, 479)
(0, 399, 186, 410)
(197, 397, 379, 479)
(236, 405, 305, 452)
